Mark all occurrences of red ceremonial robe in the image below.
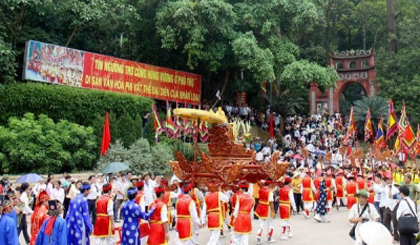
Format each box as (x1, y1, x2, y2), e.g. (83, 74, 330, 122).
(254, 186, 271, 219)
(93, 195, 113, 237)
(176, 194, 194, 241)
(204, 192, 222, 230)
(302, 176, 314, 203)
(233, 193, 254, 234)
(346, 182, 358, 210)
(279, 186, 291, 220)
(147, 199, 166, 245)
(136, 192, 150, 238)
(30, 205, 49, 245)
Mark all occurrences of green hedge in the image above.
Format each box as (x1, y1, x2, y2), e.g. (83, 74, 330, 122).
(0, 82, 153, 126)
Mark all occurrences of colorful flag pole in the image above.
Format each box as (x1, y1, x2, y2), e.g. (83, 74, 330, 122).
(399, 102, 416, 152)
(100, 111, 111, 155)
(152, 104, 165, 142)
(374, 116, 386, 149)
(386, 99, 398, 140)
(364, 108, 374, 141)
(346, 106, 357, 138)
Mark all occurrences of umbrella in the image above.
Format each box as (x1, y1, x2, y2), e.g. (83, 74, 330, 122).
(314, 150, 326, 156)
(102, 162, 129, 174)
(15, 173, 43, 183)
(292, 155, 303, 160)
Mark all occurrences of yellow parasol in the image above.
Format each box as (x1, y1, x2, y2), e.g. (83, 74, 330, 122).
(173, 107, 228, 125)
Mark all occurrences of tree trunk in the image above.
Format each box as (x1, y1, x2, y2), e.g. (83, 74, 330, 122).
(362, 24, 366, 50)
(386, 0, 397, 53)
(66, 25, 80, 47)
(211, 72, 229, 110)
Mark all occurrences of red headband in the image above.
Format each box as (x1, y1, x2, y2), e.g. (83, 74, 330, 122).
(182, 183, 193, 193)
(102, 184, 112, 192)
(155, 186, 166, 194)
(238, 181, 249, 188)
(136, 181, 144, 188)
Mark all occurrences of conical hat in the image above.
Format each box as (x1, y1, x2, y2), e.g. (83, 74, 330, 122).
(358, 222, 393, 245)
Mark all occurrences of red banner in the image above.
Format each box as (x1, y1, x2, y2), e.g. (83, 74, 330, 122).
(23, 40, 201, 104)
(236, 91, 247, 106)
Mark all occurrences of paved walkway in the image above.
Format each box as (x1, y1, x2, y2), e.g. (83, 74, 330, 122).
(189, 209, 355, 245)
(20, 208, 360, 245)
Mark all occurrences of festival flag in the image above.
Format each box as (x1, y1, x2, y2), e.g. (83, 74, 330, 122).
(414, 124, 420, 156)
(386, 99, 398, 140)
(215, 90, 221, 100)
(261, 82, 267, 100)
(152, 104, 165, 142)
(173, 116, 182, 138)
(199, 122, 209, 142)
(346, 106, 357, 137)
(165, 106, 175, 138)
(374, 116, 386, 149)
(364, 108, 374, 141)
(100, 111, 111, 155)
(399, 103, 416, 150)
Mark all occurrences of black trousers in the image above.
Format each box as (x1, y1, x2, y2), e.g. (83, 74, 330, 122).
(294, 193, 303, 213)
(88, 199, 97, 225)
(400, 233, 416, 245)
(18, 214, 30, 244)
(254, 198, 259, 219)
(382, 207, 399, 241)
(63, 197, 71, 218)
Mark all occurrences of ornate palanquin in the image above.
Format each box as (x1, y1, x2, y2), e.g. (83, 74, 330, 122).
(170, 123, 289, 186)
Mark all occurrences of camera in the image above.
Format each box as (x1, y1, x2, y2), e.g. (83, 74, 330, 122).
(362, 218, 369, 223)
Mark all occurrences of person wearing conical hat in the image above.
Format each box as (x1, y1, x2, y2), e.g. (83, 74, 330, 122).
(348, 190, 380, 245)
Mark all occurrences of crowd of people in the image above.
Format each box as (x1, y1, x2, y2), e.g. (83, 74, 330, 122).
(0, 109, 419, 245)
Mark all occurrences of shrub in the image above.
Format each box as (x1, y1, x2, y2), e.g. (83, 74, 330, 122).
(0, 113, 97, 174)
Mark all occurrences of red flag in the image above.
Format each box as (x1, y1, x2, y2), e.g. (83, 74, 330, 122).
(101, 111, 111, 155)
(268, 113, 274, 138)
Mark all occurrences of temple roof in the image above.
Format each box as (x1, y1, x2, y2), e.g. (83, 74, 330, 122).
(330, 48, 374, 59)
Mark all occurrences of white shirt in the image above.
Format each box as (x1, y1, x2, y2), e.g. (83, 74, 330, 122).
(349, 203, 380, 245)
(33, 183, 46, 197)
(397, 197, 417, 220)
(200, 192, 229, 223)
(104, 195, 114, 216)
(46, 183, 54, 197)
(378, 184, 399, 210)
(372, 183, 382, 202)
(51, 188, 65, 204)
(143, 180, 157, 206)
(117, 181, 129, 200)
(87, 182, 99, 200)
(20, 192, 33, 215)
(262, 146, 271, 156)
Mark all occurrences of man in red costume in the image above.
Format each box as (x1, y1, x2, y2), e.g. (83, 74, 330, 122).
(325, 170, 336, 214)
(346, 174, 358, 210)
(301, 169, 316, 218)
(135, 181, 150, 245)
(279, 177, 296, 241)
(93, 184, 116, 245)
(30, 191, 50, 245)
(201, 182, 229, 245)
(175, 182, 202, 245)
(335, 170, 347, 210)
(254, 177, 276, 244)
(356, 173, 365, 191)
(148, 185, 169, 245)
(232, 181, 254, 245)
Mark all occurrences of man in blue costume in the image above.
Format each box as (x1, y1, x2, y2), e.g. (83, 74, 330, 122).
(66, 182, 93, 245)
(0, 196, 19, 245)
(36, 200, 67, 245)
(121, 187, 155, 245)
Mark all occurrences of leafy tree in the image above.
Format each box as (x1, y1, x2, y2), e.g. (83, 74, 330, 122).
(96, 140, 130, 171)
(151, 143, 174, 175)
(128, 138, 153, 174)
(0, 113, 97, 174)
(353, 96, 388, 135)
